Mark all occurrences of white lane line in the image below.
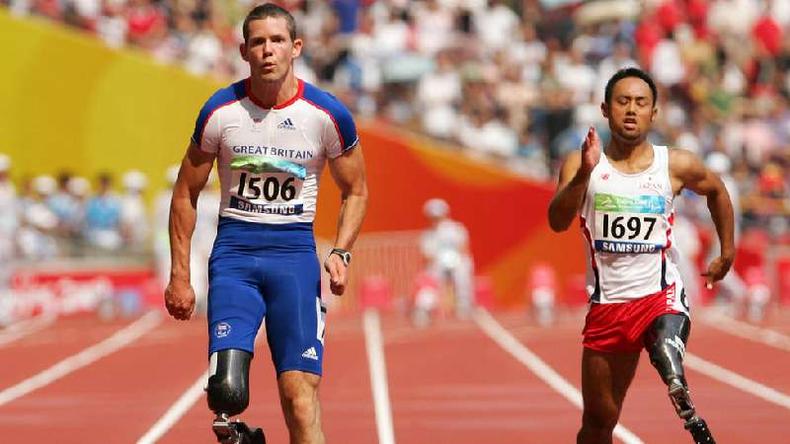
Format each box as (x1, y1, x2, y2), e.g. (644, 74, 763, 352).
(0, 310, 162, 407)
(363, 309, 396, 444)
(474, 309, 645, 444)
(0, 313, 57, 347)
(699, 313, 790, 352)
(684, 353, 790, 410)
(136, 369, 209, 444)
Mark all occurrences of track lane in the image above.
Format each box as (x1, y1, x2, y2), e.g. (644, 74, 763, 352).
(0, 314, 205, 443)
(490, 310, 790, 443)
(155, 313, 377, 444)
(0, 315, 141, 388)
(382, 312, 582, 444)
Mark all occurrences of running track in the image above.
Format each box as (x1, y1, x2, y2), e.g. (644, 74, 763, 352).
(0, 306, 788, 443)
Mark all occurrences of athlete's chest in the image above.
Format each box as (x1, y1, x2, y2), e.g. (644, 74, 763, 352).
(586, 166, 673, 254)
(218, 103, 325, 167)
(590, 168, 671, 199)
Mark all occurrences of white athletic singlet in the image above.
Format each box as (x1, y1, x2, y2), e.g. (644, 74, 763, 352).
(579, 145, 688, 311)
(191, 78, 359, 224)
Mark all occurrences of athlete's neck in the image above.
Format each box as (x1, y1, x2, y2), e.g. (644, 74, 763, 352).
(605, 138, 651, 163)
(248, 74, 299, 109)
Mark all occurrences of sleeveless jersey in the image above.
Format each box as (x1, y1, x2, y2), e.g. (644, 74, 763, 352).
(579, 145, 687, 307)
(191, 78, 358, 224)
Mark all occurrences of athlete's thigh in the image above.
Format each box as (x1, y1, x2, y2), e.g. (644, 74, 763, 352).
(581, 348, 641, 416)
(208, 252, 266, 355)
(262, 252, 324, 375)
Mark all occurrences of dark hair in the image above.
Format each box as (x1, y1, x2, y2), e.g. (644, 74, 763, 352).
(243, 3, 297, 43)
(604, 67, 658, 106)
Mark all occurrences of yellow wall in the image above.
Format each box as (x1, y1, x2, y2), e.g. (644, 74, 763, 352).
(0, 10, 220, 192)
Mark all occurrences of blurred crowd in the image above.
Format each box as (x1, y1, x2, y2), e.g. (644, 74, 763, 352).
(0, 157, 219, 295)
(1, 0, 788, 307)
(4, 0, 788, 217)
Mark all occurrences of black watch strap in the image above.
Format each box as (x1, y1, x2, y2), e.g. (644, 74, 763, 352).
(330, 248, 352, 266)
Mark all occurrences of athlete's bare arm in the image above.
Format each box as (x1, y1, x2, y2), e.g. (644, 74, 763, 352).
(548, 127, 601, 232)
(165, 142, 216, 320)
(669, 148, 735, 288)
(325, 144, 368, 296)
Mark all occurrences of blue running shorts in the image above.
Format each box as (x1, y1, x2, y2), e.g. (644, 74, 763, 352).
(207, 217, 326, 376)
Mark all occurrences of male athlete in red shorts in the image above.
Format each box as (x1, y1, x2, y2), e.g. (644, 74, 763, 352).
(549, 67, 732, 444)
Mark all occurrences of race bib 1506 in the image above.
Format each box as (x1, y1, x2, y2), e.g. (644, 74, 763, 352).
(229, 156, 306, 216)
(593, 193, 668, 254)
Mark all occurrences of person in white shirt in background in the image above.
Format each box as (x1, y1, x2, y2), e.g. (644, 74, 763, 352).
(0, 155, 18, 289)
(120, 170, 150, 253)
(154, 166, 180, 294)
(704, 152, 763, 319)
(419, 198, 475, 321)
(154, 165, 217, 316)
(192, 170, 221, 315)
(19, 175, 60, 260)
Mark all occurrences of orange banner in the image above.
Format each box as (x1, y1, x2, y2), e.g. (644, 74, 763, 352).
(316, 122, 587, 307)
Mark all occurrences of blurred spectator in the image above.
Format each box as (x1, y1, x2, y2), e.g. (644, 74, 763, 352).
(119, 169, 149, 251)
(416, 50, 461, 139)
(18, 175, 59, 260)
(0, 155, 17, 287)
(47, 171, 82, 240)
(153, 165, 179, 289)
(419, 198, 474, 319)
(84, 172, 122, 251)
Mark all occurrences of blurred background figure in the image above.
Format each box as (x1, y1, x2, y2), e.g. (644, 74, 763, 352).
(120, 169, 150, 253)
(527, 263, 557, 327)
(65, 175, 91, 252)
(152, 165, 216, 316)
(84, 172, 122, 251)
(153, 164, 179, 291)
(191, 169, 220, 315)
(417, 198, 475, 322)
(18, 175, 59, 260)
(0, 154, 17, 288)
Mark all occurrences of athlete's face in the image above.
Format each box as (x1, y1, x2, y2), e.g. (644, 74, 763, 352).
(240, 17, 302, 83)
(602, 77, 657, 144)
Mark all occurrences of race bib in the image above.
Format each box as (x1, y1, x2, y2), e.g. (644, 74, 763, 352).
(593, 193, 668, 254)
(229, 156, 306, 216)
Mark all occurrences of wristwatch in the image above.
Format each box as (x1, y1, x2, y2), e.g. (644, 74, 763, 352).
(330, 248, 352, 266)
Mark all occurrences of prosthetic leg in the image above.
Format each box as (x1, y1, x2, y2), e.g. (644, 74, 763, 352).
(645, 314, 715, 444)
(207, 349, 266, 444)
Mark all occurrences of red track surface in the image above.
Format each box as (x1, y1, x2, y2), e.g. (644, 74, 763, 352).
(0, 307, 788, 443)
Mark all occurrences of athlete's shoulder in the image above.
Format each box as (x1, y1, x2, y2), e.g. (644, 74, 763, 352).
(201, 80, 247, 113)
(667, 146, 706, 182)
(192, 80, 247, 146)
(667, 146, 702, 170)
(301, 81, 353, 117)
(300, 81, 358, 149)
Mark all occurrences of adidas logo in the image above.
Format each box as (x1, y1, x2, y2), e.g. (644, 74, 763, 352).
(301, 346, 318, 360)
(277, 118, 296, 130)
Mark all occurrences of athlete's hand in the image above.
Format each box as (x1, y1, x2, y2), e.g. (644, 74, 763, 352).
(579, 126, 602, 177)
(324, 254, 348, 296)
(701, 254, 734, 290)
(164, 278, 196, 320)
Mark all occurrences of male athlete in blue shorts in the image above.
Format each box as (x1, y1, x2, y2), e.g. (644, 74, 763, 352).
(164, 4, 368, 443)
(549, 68, 733, 444)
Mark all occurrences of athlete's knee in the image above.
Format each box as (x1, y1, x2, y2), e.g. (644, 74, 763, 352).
(580, 408, 620, 438)
(279, 372, 320, 429)
(580, 397, 621, 433)
(646, 313, 690, 386)
(206, 349, 252, 417)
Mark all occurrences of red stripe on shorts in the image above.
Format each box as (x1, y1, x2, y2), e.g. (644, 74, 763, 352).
(582, 284, 681, 353)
